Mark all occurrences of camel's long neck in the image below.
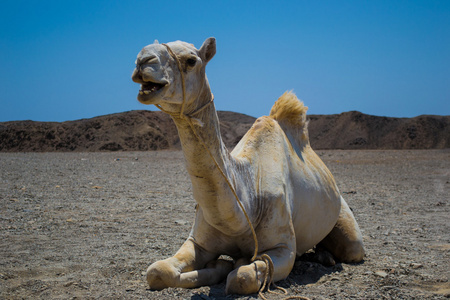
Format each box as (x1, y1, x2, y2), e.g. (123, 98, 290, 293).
(170, 88, 249, 235)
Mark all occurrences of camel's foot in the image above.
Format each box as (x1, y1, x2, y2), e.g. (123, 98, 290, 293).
(146, 260, 179, 290)
(225, 260, 267, 295)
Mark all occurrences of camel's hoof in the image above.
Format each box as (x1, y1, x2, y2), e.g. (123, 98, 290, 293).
(146, 260, 178, 290)
(225, 261, 265, 295)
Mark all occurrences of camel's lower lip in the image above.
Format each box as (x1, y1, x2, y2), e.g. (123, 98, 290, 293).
(137, 90, 162, 104)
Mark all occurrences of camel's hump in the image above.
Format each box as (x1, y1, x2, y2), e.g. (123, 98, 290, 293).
(269, 91, 308, 128)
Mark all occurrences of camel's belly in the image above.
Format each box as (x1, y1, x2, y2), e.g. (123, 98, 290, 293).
(292, 193, 341, 255)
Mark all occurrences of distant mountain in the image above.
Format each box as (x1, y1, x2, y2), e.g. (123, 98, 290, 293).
(308, 111, 450, 149)
(0, 110, 448, 152)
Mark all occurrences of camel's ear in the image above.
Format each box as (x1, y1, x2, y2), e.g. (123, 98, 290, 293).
(153, 39, 159, 44)
(199, 37, 216, 64)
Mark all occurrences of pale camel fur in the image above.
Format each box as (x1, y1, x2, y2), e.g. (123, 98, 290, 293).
(131, 37, 365, 295)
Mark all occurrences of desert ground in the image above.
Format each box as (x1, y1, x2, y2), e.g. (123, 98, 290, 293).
(0, 149, 449, 299)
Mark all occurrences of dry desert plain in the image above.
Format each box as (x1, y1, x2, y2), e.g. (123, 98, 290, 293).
(1, 149, 449, 299)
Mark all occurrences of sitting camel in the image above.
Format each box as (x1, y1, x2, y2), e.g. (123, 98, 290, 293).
(131, 37, 365, 295)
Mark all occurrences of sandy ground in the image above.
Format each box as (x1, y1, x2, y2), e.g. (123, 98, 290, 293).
(0, 150, 449, 299)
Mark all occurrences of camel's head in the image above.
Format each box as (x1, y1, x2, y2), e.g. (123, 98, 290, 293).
(132, 38, 216, 109)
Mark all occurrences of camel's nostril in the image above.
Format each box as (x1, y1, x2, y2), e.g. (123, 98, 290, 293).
(132, 69, 144, 84)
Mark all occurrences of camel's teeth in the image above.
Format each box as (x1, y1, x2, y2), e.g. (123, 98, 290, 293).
(144, 90, 150, 95)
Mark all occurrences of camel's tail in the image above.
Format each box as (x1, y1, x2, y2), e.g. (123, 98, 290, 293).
(269, 91, 310, 147)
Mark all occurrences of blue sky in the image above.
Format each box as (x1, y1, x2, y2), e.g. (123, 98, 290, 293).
(1, 0, 449, 122)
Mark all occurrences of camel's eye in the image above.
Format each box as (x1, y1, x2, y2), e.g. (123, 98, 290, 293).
(141, 56, 158, 65)
(186, 58, 197, 67)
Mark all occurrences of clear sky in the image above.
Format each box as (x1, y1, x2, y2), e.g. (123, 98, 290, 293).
(1, 0, 449, 122)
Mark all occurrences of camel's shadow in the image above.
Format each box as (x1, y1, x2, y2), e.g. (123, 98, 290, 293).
(190, 254, 353, 300)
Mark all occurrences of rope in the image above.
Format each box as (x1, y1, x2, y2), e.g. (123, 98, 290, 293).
(158, 43, 310, 300)
(256, 254, 310, 300)
(162, 44, 187, 118)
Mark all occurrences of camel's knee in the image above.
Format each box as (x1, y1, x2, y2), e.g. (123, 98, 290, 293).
(225, 261, 266, 295)
(319, 232, 365, 264)
(146, 260, 179, 290)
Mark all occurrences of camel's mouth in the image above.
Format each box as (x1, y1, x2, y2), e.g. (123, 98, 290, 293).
(138, 80, 167, 103)
(139, 81, 166, 95)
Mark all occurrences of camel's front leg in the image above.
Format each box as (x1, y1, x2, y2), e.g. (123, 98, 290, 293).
(147, 237, 233, 290)
(225, 245, 295, 295)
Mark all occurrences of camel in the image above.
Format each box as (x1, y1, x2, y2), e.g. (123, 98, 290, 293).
(131, 37, 365, 295)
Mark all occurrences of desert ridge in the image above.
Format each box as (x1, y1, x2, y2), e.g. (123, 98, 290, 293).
(0, 110, 448, 152)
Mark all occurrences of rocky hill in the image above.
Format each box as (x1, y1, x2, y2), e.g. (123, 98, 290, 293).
(0, 110, 448, 152)
(308, 111, 450, 149)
